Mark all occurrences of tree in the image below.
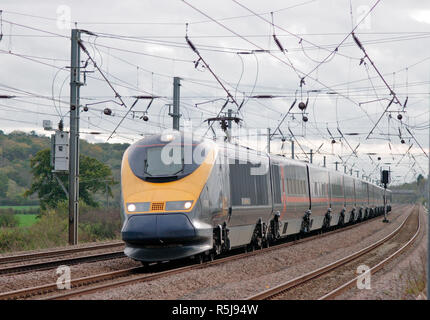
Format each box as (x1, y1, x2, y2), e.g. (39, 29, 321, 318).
(417, 174, 424, 183)
(0, 172, 8, 197)
(24, 149, 116, 210)
(417, 174, 425, 196)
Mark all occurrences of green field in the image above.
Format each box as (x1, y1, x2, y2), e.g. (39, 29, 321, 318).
(14, 214, 39, 227)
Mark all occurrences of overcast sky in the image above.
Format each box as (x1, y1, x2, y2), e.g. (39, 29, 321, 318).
(0, 0, 429, 184)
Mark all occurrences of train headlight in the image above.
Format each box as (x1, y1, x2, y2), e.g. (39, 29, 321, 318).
(126, 202, 150, 212)
(160, 133, 175, 142)
(165, 201, 193, 211)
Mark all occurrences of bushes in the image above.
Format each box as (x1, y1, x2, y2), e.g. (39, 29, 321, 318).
(0, 210, 19, 228)
(0, 210, 67, 252)
(0, 228, 27, 251)
(79, 207, 122, 242)
(0, 204, 122, 253)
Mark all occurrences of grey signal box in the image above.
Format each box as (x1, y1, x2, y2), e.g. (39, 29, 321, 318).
(51, 131, 69, 172)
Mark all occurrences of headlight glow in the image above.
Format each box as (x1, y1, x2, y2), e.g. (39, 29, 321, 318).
(160, 133, 175, 142)
(165, 201, 193, 211)
(127, 204, 136, 212)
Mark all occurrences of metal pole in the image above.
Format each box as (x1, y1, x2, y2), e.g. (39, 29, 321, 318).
(383, 185, 388, 223)
(323, 156, 326, 167)
(172, 77, 181, 130)
(310, 149, 313, 164)
(228, 109, 232, 143)
(267, 128, 270, 153)
(69, 29, 81, 245)
(291, 140, 295, 159)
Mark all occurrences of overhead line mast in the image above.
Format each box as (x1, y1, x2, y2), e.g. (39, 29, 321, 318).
(69, 29, 81, 245)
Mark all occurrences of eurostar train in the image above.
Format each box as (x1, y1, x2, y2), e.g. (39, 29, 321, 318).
(120, 132, 392, 262)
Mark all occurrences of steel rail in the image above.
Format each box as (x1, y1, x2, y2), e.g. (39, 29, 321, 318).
(247, 205, 416, 300)
(0, 266, 142, 300)
(318, 206, 421, 300)
(0, 205, 405, 300)
(0, 250, 125, 275)
(0, 241, 123, 265)
(44, 206, 403, 300)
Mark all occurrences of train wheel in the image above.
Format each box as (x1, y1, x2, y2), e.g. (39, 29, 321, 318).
(198, 254, 205, 264)
(256, 237, 264, 250)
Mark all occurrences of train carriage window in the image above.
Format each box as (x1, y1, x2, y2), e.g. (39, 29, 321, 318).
(229, 160, 269, 206)
(283, 164, 308, 196)
(271, 164, 282, 204)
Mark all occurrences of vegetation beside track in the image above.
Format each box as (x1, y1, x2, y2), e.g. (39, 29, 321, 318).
(0, 202, 121, 253)
(0, 130, 128, 207)
(0, 206, 41, 228)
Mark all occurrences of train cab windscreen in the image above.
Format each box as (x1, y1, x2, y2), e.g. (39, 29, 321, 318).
(128, 136, 211, 182)
(145, 146, 184, 176)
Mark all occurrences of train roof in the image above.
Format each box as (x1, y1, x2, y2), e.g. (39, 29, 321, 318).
(220, 141, 388, 191)
(137, 133, 390, 192)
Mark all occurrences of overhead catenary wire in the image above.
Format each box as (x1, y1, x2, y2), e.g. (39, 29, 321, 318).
(1, 8, 429, 181)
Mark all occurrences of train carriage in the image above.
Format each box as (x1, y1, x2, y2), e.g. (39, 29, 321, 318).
(120, 132, 391, 262)
(271, 156, 310, 236)
(343, 175, 355, 223)
(224, 145, 272, 249)
(328, 171, 345, 227)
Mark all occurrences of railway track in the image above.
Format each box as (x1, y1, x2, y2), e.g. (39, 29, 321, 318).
(319, 206, 422, 300)
(0, 250, 125, 275)
(0, 205, 404, 300)
(0, 241, 123, 265)
(247, 205, 420, 300)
